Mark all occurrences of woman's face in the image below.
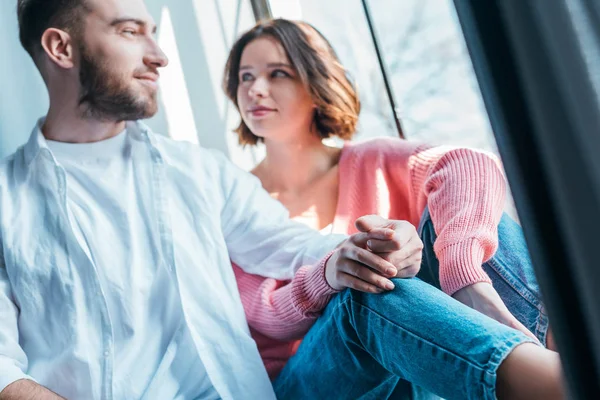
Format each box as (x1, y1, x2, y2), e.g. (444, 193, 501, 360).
(236, 37, 316, 143)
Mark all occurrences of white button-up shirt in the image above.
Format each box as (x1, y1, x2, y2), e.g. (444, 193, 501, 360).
(0, 119, 345, 399)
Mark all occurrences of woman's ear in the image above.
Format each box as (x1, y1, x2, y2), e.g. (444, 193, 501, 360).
(40, 28, 76, 69)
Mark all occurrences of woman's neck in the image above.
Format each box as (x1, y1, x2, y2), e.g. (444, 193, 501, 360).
(254, 134, 341, 195)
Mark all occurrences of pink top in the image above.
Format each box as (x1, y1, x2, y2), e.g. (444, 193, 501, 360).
(233, 137, 507, 379)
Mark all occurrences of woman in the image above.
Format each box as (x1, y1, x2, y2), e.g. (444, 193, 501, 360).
(223, 19, 562, 399)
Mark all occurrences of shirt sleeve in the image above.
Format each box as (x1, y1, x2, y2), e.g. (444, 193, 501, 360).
(0, 260, 35, 393)
(218, 153, 346, 280)
(234, 251, 338, 341)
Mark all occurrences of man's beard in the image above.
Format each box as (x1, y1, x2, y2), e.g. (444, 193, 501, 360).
(78, 46, 158, 121)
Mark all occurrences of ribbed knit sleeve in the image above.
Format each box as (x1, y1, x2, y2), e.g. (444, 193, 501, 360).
(233, 252, 338, 342)
(338, 138, 506, 295)
(408, 145, 506, 294)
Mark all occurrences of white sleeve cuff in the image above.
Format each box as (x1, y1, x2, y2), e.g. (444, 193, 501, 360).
(0, 360, 36, 394)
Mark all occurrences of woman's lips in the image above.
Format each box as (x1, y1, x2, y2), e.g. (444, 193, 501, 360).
(248, 107, 276, 118)
(250, 109, 274, 117)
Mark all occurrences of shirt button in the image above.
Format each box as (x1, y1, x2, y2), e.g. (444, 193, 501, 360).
(104, 351, 110, 358)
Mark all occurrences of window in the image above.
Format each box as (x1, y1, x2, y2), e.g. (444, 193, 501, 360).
(270, 0, 497, 153)
(148, 0, 263, 171)
(269, 0, 517, 215)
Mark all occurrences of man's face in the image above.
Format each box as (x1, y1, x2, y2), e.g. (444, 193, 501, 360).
(76, 0, 168, 121)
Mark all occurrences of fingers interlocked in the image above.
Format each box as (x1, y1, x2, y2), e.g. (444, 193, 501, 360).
(325, 216, 424, 293)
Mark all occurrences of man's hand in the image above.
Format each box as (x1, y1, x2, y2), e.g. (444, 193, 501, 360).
(453, 282, 541, 343)
(325, 215, 423, 293)
(0, 379, 66, 400)
(356, 215, 423, 278)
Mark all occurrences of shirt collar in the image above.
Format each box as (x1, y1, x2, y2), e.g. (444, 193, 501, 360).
(23, 117, 52, 166)
(23, 117, 162, 167)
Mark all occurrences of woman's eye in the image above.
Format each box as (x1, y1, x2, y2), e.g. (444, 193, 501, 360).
(272, 69, 290, 78)
(240, 73, 254, 82)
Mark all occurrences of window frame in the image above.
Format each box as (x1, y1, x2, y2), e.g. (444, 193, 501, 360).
(454, 0, 600, 398)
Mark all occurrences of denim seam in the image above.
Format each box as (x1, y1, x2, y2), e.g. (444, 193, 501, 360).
(326, 291, 537, 400)
(420, 207, 542, 310)
(485, 258, 542, 309)
(484, 258, 549, 344)
(534, 311, 550, 345)
(349, 297, 496, 372)
(481, 334, 539, 400)
(349, 297, 535, 400)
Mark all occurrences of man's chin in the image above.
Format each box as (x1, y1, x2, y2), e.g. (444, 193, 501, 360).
(80, 104, 158, 122)
(133, 93, 158, 119)
(137, 102, 158, 120)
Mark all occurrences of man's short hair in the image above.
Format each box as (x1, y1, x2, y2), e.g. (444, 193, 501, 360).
(17, 0, 90, 60)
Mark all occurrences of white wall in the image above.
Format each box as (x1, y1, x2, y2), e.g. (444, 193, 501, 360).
(0, 2, 49, 158)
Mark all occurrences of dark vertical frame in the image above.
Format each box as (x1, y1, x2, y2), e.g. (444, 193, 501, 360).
(361, 0, 405, 138)
(453, 1, 600, 398)
(250, 0, 272, 21)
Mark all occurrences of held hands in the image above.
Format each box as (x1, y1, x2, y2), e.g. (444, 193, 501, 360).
(453, 282, 541, 343)
(325, 215, 423, 293)
(324, 214, 540, 341)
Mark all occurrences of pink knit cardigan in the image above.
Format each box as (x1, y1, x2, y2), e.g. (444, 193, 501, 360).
(233, 137, 507, 379)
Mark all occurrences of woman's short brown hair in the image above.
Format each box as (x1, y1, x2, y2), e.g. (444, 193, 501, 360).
(223, 19, 361, 146)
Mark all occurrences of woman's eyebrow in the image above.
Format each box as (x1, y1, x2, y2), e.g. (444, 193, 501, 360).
(267, 63, 293, 68)
(239, 63, 293, 71)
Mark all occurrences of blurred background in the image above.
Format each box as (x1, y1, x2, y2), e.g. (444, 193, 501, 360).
(0, 0, 497, 168)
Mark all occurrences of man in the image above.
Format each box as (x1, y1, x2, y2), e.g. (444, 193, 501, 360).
(0, 1, 420, 398)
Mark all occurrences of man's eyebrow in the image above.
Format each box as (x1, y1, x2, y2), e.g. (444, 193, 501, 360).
(110, 18, 157, 33)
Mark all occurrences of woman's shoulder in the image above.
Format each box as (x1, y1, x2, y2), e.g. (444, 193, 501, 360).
(340, 137, 502, 176)
(341, 137, 426, 164)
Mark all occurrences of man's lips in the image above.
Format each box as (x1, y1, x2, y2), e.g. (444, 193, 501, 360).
(136, 73, 159, 82)
(136, 73, 160, 88)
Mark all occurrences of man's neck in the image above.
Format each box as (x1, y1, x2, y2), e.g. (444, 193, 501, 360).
(42, 105, 126, 144)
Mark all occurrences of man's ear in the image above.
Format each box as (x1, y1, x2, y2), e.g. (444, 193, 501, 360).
(40, 28, 76, 69)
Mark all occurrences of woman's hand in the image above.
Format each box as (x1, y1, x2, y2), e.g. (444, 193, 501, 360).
(453, 282, 541, 343)
(324, 215, 423, 293)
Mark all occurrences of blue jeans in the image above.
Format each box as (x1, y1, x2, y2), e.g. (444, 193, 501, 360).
(272, 209, 548, 399)
(418, 208, 548, 344)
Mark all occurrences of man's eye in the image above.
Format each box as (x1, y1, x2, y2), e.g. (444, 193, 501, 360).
(122, 29, 137, 36)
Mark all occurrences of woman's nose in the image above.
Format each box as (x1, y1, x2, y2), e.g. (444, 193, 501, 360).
(248, 78, 269, 98)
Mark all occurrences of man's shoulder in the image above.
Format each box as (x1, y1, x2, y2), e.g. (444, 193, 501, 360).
(0, 149, 22, 184)
(152, 135, 228, 166)
(150, 134, 239, 187)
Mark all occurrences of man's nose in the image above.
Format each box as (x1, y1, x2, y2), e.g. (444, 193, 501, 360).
(144, 39, 169, 68)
